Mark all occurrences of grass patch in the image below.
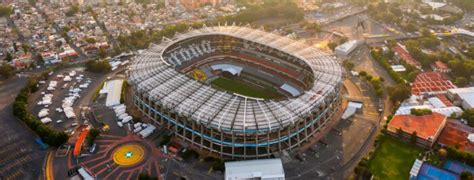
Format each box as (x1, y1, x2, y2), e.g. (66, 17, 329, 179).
(120, 80, 128, 103)
(210, 77, 280, 99)
(92, 80, 106, 102)
(368, 136, 424, 180)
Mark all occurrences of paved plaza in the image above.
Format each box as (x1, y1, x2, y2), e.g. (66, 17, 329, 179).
(79, 133, 169, 179)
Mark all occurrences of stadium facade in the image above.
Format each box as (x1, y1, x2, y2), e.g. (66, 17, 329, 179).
(128, 25, 343, 159)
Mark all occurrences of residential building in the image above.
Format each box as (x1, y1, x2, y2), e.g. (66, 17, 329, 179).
(388, 112, 448, 148)
(432, 60, 451, 73)
(447, 87, 474, 110)
(393, 43, 422, 69)
(438, 120, 474, 153)
(411, 72, 457, 96)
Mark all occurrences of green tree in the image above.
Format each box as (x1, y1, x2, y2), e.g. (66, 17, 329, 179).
(86, 128, 100, 146)
(65, 4, 80, 17)
(365, 75, 373, 81)
(0, 5, 13, 17)
(462, 109, 474, 127)
(4, 52, 13, 62)
(339, 37, 348, 44)
(46, 132, 69, 147)
(410, 108, 432, 116)
(13, 41, 18, 52)
(35, 54, 44, 64)
(327, 42, 338, 51)
(12, 76, 69, 147)
(454, 77, 469, 87)
(466, 46, 474, 59)
(211, 159, 225, 172)
(0, 63, 15, 78)
(343, 61, 354, 70)
(375, 88, 383, 97)
(396, 128, 403, 138)
(85, 37, 96, 44)
(305, 22, 321, 32)
(98, 47, 107, 59)
(28, 0, 36, 6)
(407, 71, 419, 82)
(21, 44, 30, 54)
(461, 171, 474, 180)
(181, 149, 199, 160)
(410, 131, 417, 144)
(403, 22, 417, 32)
(388, 83, 411, 103)
(138, 173, 157, 180)
(85, 59, 111, 73)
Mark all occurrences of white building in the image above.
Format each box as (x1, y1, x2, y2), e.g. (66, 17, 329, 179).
(225, 159, 285, 180)
(342, 101, 363, 120)
(447, 87, 474, 110)
(335, 40, 363, 57)
(391, 65, 407, 72)
(100, 79, 124, 107)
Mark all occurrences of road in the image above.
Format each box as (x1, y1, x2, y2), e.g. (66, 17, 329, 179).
(0, 77, 47, 179)
(351, 45, 396, 86)
(311, 7, 366, 27)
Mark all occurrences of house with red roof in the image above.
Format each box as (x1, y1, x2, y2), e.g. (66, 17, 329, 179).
(431, 61, 451, 73)
(411, 72, 457, 95)
(393, 43, 422, 70)
(11, 54, 32, 70)
(388, 112, 448, 148)
(59, 49, 78, 60)
(438, 120, 474, 153)
(83, 45, 99, 55)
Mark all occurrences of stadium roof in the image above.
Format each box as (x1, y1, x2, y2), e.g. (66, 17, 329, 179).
(128, 25, 342, 133)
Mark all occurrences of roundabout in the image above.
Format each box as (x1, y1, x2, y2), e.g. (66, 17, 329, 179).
(78, 133, 168, 179)
(112, 144, 145, 166)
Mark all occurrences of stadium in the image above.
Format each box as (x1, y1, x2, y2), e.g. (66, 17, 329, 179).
(128, 25, 343, 159)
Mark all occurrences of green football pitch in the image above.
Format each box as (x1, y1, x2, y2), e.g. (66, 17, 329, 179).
(210, 77, 282, 99)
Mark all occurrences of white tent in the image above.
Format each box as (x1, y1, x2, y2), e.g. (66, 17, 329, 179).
(468, 134, 474, 143)
(41, 117, 52, 124)
(38, 109, 49, 118)
(64, 76, 72, 82)
(139, 125, 156, 138)
(122, 116, 132, 123)
(102, 79, 124, 107)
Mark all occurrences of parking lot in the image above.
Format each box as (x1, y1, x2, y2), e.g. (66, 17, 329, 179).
(28, 67, 103, 134)
(0, 77, 47, 179)
(284, 111, 376, 179)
